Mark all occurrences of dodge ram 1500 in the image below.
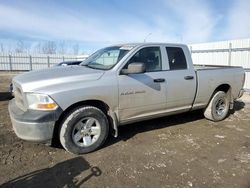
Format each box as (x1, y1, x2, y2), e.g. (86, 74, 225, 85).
(8, 43, 245, 154)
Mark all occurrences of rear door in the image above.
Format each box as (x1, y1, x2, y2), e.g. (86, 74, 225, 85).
(164, 46, 196, 110)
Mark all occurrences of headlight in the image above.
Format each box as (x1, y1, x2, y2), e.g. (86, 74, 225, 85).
(26, 93, 58, 111)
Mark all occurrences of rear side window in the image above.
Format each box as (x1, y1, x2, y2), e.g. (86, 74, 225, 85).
(166, 47, 187, 70)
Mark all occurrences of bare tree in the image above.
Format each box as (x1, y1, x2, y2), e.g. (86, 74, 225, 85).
(14, 40, 30, 53)
(73, 43, 79, 55)
(25, 44, 31, 53)
(42, 41, 57, 54)
(58, 40, 66, 54)
(7, 45, 13, 54)
(0, 43, 4, 53)
(15, 40, 25, 53)
(34, 42, 42, 54)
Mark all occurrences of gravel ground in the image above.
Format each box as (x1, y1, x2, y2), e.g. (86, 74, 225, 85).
(0, 72, 250, 188)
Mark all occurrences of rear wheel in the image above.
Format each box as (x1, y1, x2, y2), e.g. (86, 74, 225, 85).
(204, 91, 230, 121)
(59, 106, 109, 154)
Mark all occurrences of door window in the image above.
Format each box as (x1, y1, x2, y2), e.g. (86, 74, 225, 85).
(166, 47, 187, 70)
(127, 47, 162, 72)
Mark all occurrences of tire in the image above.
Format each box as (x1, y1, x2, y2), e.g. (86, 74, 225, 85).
(204, 91, 230, 122)
(59, 106, 109, 154)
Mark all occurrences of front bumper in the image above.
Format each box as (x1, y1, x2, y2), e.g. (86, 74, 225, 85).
(8, 99, 63, 143)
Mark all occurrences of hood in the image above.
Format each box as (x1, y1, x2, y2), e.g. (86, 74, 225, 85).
(13, 66, 104, 92)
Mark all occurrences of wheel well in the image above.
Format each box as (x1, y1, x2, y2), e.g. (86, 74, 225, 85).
(64, 100, 109, 115)
(204, 84, 231, 111)
(215, 84, 231, 93)
(51, 100, 110, 147)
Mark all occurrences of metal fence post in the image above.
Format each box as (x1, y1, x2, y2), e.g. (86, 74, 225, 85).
(47, 56, 50, 67)
(9, 54, 12, 71)
(63, 56, 65, 62)
(29, 55, 32, 70)
(228, 42, 232, 66)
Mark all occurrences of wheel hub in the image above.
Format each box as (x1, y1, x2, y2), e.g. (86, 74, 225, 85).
(215, 98, 226, 116)
(71, 117, 101, 147)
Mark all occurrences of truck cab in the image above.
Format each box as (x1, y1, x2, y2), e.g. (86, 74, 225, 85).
(116, 44, 197, 123)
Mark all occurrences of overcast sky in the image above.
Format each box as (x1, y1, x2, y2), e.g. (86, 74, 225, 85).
(0, 0, 250, 53)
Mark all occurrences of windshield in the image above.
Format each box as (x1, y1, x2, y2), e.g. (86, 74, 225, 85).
(81, 46, 131, 70)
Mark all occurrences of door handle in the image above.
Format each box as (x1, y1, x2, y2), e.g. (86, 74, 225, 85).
(153, 78, 165, 83)
(184, 76, 194, 80)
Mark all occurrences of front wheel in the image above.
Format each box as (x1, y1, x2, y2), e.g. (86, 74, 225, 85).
(59, 106, 109, 154)
(204, 91, 230, 121)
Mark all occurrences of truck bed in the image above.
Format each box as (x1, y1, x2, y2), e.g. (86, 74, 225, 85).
(194, 64, 242, 70)
(192, 64, 244, 110)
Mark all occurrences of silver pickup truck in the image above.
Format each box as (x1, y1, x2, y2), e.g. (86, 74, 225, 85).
(8, 43, 245, 154)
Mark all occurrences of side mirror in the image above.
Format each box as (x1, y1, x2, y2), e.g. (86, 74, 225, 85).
(121, 62, 146, 75)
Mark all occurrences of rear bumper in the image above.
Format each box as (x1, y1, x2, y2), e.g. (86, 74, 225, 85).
(8, 99, 62, 143)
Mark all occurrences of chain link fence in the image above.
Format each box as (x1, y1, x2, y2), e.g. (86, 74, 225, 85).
(0, 53, 88, 71)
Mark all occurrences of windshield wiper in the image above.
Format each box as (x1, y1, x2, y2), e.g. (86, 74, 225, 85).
(84, 63, 107, 70)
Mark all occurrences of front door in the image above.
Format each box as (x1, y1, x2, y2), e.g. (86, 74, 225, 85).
(118, 46, 167, 122)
